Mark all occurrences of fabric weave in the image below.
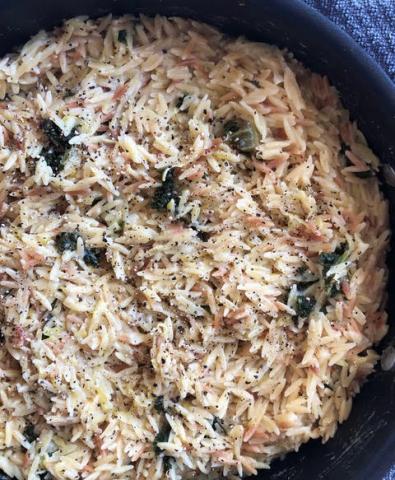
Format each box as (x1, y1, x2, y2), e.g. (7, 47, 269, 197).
(304, 0, 395, 81)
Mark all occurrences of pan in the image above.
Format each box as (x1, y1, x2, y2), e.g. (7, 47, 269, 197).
(0, 1, 394, 479)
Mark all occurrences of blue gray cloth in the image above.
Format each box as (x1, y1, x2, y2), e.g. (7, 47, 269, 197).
(303, 0, 395, 82)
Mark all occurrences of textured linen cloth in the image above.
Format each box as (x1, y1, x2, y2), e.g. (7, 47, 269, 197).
(303, 0, 395, 81)
(304, 1, 394, 479)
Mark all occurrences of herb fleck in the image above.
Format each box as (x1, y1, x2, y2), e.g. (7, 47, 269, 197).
(223, 117, 259, 153)
(295, 295, 316, 318)
(118, 30, 127, 43)
(319, 242, 348, 274)
(0, 471, 13, 480)
(83, 247, 105, 267)
(154, 395, 165, 413)
(191, 225, 210, 242)
(23, 423, 38, 443)
(153, 419, 171, 454)
(212, 416, 226, 434)
(55, 231, 80, 253)
(38, 472, 54, 480)
(152, 168, 179, 211)
(163, 455, 173, 472)
(325, 275, 342, 298)
(41, 119, 75, 175)
(176, 94, 187, 109)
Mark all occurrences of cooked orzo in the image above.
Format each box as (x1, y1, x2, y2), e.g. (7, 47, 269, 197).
(0, 14, 389, 480)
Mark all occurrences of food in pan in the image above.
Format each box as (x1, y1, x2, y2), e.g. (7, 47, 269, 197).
(0, 14, 389, 480)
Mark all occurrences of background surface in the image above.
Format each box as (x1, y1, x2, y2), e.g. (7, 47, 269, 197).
(304, 0, 395, 82)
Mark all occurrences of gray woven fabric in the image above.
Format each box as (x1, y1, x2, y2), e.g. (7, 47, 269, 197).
(303, 0, 395, 81)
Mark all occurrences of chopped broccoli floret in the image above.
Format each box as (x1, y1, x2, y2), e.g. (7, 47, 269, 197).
(41, 148, 65, 175)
